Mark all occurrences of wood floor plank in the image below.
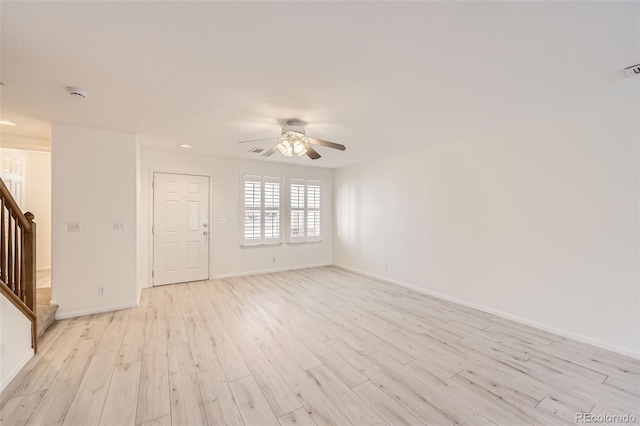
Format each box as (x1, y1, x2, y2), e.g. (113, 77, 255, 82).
(176, 282, 199, 318)
(183, 315, 220, 373)
(204, 321, 251, 381)
(15, 325, 86, 396)
(229, 375, 280, 426)
(164, 286, 189, 347)
(99, 361, 142, 426)
(197, 367, 244, 426)
(406, 332, 597, 413)
(272, 326, 323, 371)
(144, 287, 167, 342)
(135, 341, 170, 425)
(352, 380, 424, 426)
(325, 312, 415, 364)
(96, 309, 131, 356)
(25, 319, 72, 368)
(264, 345, 351, 426)
(139, 413, 171, 426)
(67, 314, 93, 329)
(0, 390, 46, 426)
(117, 311, 148, 366)
(63, 351, 118, 426)
(604, 375, 640, 398)
(278, 407, 316, 426)
(307, 365, 387, 425)
(0, 369, 32, 411)
(26, 339, 97, 426)
(206, 283, 246, 335)
(284, 321, 368, 388)
(551, 340, 640, 375)
(167, 344, 207, 426)
(329, 337, 483, 425)
(80, 312, 115, 342)
(233, 332, 301, 417)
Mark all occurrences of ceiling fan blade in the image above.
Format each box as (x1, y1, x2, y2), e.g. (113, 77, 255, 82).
(304, 143, 321, 160)
(308, 137, 346, 151)
(238, 137, 279, 144)
(261, 145, 279, 157)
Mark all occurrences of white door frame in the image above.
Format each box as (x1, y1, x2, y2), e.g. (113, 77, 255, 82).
(149, 169, 213, 287)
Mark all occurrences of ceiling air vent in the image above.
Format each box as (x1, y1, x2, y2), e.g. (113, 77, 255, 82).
(249, 147, 266, 154)
(625, 64, 640, 78)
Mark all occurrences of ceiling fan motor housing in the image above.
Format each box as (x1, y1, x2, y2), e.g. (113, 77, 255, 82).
(282, 123, 305, 135)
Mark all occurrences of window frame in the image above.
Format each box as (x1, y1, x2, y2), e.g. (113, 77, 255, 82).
(241, 175, 282, 247)
(288, 178, 321, 244)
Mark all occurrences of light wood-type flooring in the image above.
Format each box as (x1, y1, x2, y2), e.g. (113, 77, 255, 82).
(1, 266, 639, 425)
(36, 270, 51, 289)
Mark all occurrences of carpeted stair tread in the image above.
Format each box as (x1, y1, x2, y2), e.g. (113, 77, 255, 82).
(36, 288, 58, 338)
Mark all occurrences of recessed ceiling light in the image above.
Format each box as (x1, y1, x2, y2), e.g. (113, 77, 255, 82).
(180, 144, 192, 148)
(0, 120, 16, 126)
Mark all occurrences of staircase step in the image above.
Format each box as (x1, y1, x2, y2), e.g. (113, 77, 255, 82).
(36, 288, 58, 338)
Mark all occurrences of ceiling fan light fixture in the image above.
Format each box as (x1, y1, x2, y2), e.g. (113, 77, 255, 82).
(277, 141, 294, 157)
(292, 140, 306, 156)
(237, 119, 345, 160)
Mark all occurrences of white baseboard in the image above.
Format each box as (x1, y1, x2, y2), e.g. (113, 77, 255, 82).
(55, 303, 139, 320)
(36, 267, 51, 272)
(210, 262, 332, 280)
(333, 264, 640, 360)
(1, 349, 33, 392)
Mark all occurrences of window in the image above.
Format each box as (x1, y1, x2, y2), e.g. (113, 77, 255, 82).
(289, 179, 321, 243)
(243, 175, 281, 245)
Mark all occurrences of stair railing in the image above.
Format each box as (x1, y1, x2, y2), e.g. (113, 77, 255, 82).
(0, 178, 37, 353)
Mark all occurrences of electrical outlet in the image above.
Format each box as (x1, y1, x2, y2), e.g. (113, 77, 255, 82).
(113, 221, 125, 231)
(384, 263, 388, 270)
(67, 222, 81, 232)
(272, 257, 276, 263)
(97, 287, 105, 296)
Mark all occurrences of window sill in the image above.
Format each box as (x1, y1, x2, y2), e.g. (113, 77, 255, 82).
(286, 240, 322, 245)
(240, 242, 283, 249)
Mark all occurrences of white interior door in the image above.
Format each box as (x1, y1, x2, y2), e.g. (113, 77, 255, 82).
(153, 173, 210, 286)
(0, 149, 26, 209)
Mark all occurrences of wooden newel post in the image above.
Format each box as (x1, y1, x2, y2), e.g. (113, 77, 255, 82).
(24, 211, 37, 352)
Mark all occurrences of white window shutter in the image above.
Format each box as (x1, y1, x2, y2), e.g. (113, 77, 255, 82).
(242, 175, 281, 246)
(288, 179, 321, 243)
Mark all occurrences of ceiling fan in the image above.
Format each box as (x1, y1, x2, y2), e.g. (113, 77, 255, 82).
(238, 119, 346, 160)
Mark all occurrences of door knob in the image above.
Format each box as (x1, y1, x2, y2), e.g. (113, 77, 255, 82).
(203, 231, 208, 236)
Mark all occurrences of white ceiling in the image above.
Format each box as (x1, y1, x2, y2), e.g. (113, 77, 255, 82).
(1, 1, 638, 168)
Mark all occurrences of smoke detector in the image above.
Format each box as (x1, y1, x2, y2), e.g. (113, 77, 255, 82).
(67, 86, 88, 98)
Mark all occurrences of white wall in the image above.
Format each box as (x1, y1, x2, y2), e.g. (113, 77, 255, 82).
(26, 151, 52, 271)
(139, 147, 333, 287)
(52, 125, 139, 318)
(334, 101, 640, 357)
(0, 297, 32, 391)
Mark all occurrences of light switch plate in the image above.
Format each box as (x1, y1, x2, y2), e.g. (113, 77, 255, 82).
(68, 222, 81, 232)
(218, 218, 227, 225)
(114, 221, 125, 231)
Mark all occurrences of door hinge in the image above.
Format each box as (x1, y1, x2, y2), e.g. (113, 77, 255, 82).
(152, 225, 154, 234)
(152, 270, 154, 278)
